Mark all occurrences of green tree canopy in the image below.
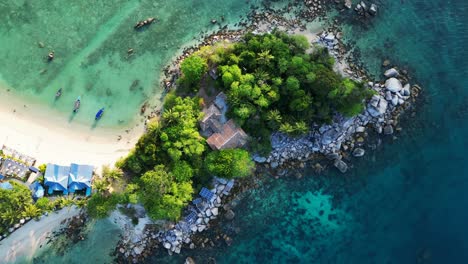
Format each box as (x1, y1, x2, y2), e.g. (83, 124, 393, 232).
(180, 55, 208, 88)
(204, 149, 254, 179)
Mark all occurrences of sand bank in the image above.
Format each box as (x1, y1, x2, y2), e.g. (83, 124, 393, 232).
(0, 206, 80, 263)
(0, 84, 144, 170)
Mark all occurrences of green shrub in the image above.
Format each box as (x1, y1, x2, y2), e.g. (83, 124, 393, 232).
(204, 149, 254, 179)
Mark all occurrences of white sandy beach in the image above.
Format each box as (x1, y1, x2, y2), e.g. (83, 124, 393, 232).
(0, 85, 144, 171)
(0, 206, 80, 263)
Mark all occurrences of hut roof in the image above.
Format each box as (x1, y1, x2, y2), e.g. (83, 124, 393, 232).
(68, 163, 93, 192)
(44, 163, 70, 192)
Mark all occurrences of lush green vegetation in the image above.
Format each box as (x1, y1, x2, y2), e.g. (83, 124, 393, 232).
(204, 149, 254, 179)
(86, 31, 371, 222)
(195, 30, 372, 153)
(88, 91, 256, 221)
(0, 182, 34, 233)
(180, 55, 208, 90)
(0, 181, 85, 233)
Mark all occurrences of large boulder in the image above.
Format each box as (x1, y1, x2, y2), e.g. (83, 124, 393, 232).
(391, 94, 399, 106)
(133, 246, 143, 255)
(385, 78, 403, 92)
(324, 33, 335, 42)
(384, 125, 394, 135)
(185, 257, 196, 264)
(225, 209, 235, 220)
(401, 84, 411, 96)
(367, 96, 388, 117)
(384, 68, 399, 78)
(163, 242, 171, 249)
(197, 225, 206, 232)
(344, 0, 352, 9)
(253, 156, 267, 163)
(352, 148, 365, 157)
(211, 208, 219, 216)
(369, 4, 378, 15)
(334, 159, 348, 173)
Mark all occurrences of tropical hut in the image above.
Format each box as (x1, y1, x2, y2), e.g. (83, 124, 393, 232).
(68, 163, 93, 196)
(44, 163, 70, 195)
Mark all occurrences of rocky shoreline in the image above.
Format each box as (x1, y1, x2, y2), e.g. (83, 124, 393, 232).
(261, 30, 422, 175)
(114, 178, 235, 263)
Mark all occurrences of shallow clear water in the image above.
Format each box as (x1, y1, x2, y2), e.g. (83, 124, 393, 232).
(31, 219, 122, 264)
(0, 0, 260, 127)
(16, 0, 468, 263)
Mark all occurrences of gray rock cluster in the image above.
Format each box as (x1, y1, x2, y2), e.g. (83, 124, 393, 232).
(157, 178, 234, 254)
(119, 178, 235, 259)
(355, 1, 378, 16)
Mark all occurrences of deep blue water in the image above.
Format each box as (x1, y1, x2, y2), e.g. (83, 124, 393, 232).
(149, 0, 468, 263)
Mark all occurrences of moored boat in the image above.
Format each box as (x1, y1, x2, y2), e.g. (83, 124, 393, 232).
(73, 96, 81, 113)
(95, 108, 104, 120)
(55, 88, 62, 99)
(134, 17, 156, 29)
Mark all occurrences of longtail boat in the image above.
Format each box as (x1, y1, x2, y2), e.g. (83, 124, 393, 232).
(95, 108, 104, 120)
(73, 96, 81, 113)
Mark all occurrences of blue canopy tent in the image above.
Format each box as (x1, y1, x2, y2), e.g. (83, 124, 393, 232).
(44, 163, 69, 194)
(0, 181, 13, 190)
(68, 163, 93, 196)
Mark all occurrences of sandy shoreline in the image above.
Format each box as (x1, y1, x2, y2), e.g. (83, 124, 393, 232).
(0, 206, 80, 263)
(0, 83, 144, 170)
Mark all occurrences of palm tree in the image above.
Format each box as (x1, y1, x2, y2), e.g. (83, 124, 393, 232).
(279, 122, 295, 134)
(21, 204, 41, 218)
(254, 70, 270, 85)
(1, 208, 17, 226)
(294, 121, 309, 135)
(256, 50, 274, 66)
(266, 109, 282, 129)
(162, 109, 178, 124)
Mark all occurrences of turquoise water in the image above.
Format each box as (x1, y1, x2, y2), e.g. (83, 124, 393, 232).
(14, 0, 468, 263)
(31, 219, 122, 264)
(0, 0, 260, 127)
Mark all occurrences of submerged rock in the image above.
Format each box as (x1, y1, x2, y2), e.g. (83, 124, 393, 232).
(334, 159, 348, 173)
(352, 148, 365, 157)
(384, 125, 394, 135)
(185, 257, 196, 264)
(225, 209, 235, 220)
(369, 4, 378, 15)
(344, 0, 352, 9)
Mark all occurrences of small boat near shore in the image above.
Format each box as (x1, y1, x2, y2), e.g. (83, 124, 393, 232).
(73, 96, 81, 113)
(134, 17, 156, 30)
(95, 108, 104, 120)
(55, 88, 62, 99)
